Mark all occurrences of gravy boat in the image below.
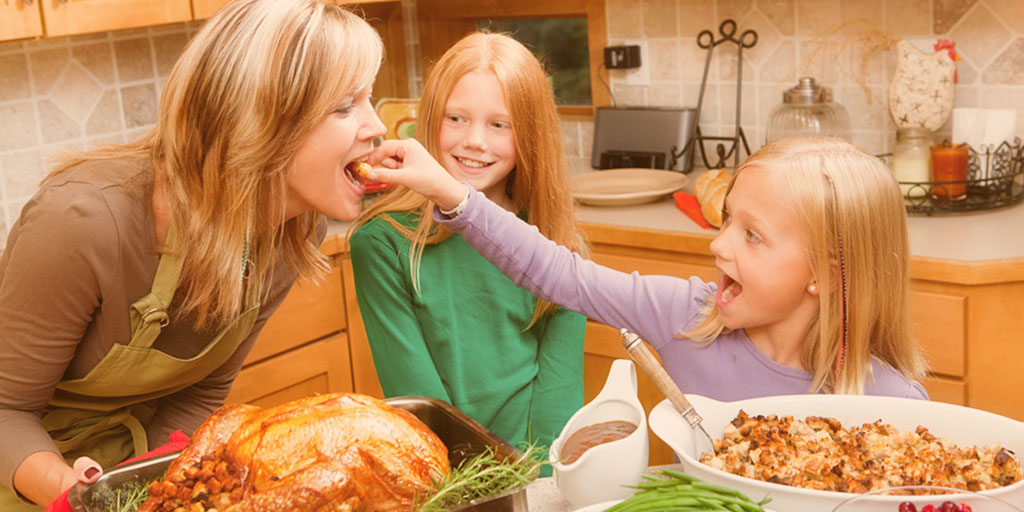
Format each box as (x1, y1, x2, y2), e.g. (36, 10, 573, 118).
(550, 359, 649, 509)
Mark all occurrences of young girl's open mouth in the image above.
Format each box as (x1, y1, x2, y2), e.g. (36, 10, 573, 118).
(717, 273, 743, 307)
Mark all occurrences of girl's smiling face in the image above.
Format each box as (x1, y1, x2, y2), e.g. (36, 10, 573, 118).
(285, 85, 385, 221)
(438, 70, 517, 204)
(709, 166, 818, 338)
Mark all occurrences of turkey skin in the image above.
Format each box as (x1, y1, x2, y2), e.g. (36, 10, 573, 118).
(137, 393, 449, 512)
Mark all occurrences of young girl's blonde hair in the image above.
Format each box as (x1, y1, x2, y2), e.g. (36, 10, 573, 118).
(684, 137, 926, 393)
(48, 0, 383, 328)
(350, 31, 583, 327)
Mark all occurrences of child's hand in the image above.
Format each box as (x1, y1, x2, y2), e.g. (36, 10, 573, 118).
(368, 139, 467, 212)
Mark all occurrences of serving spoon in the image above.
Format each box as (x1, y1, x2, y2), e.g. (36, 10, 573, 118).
(619, 328, 717, 454)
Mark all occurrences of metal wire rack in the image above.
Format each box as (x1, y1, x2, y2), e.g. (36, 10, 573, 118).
(883, 138, 1024, 215)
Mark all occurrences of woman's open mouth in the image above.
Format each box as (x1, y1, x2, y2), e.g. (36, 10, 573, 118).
(343, 160, 371, 187)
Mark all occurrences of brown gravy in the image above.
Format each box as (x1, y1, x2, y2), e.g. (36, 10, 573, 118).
(559, 420, 637, 465)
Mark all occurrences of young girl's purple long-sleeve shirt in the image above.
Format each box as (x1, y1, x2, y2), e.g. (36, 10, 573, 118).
(436, 188, 928, 401)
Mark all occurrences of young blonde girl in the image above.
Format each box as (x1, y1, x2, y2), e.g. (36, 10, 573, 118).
(366, 136, 929, 399)
(348, 32, 586, 463)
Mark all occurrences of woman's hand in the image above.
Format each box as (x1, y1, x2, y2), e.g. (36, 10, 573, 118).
(367, 139, 467, 212)
(54, 457, 103, 502)
(14, 453, 102, 506)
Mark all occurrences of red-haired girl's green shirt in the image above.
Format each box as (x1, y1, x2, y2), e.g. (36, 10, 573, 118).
(350, 213, 585, 471)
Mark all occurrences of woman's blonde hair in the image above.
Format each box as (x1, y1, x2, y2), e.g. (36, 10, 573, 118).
(349, 31, 583, 327)
(49, 0, 383, 327)
(684, 137, 926, 393)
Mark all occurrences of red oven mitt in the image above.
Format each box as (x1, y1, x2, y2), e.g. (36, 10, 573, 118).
(673, 191, 713, 229)
(45, 430, 190, 512)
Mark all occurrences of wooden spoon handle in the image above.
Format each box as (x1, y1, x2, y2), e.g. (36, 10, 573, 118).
(620, 329, 695, 417)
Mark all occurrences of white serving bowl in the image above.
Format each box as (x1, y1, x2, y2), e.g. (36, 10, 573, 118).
(648, 394, 1024, 512)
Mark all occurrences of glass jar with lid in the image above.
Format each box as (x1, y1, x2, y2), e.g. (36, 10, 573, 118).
(891, 127, 932, 198)
(765, 77, 852, 144)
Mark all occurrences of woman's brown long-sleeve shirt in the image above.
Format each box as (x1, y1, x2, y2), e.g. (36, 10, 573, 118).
(0, 156, 319, 490)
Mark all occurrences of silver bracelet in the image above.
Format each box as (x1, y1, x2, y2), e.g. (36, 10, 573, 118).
(439, 184, 470, 217)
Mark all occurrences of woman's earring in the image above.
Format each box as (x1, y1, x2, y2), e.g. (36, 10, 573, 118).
(807, 283, 818, 293)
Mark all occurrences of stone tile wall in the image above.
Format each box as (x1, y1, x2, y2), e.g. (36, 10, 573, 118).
(0, 22, 196, 248)
(3, 1, 1023, 245)
(561, 0, 1024, 173)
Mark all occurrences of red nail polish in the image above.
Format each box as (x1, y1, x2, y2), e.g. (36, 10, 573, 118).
(84, 467, 99, 479)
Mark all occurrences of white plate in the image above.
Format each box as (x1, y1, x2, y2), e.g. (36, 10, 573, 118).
(571, 499, 622, 512)
(573, 169, 689, 206)
(649, 394, 1024, 512)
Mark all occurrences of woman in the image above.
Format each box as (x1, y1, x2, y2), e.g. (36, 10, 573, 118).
(0, 0, 385, 508)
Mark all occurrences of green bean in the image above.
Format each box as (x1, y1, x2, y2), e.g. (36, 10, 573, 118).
(691, 481, 750, 498)
(695, 497, 731, 510)
(611, 497, 700, 511)
(658, 469, 702, 482)
(606, 470, 771, 512)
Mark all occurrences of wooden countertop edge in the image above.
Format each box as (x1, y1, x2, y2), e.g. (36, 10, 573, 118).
(580, 221, 716, 253)
(910, 256, 1024, 285)
(323, 224, 1024, 285)
(579, 222, 1024, 286)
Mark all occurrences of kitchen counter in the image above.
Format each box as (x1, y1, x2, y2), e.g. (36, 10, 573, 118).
(573, 194, 1024, 263)
(327, 181, 1024, 264)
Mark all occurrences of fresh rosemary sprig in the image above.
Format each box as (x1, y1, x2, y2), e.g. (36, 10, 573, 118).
(415, 443, 544, 512)
(107, 481, 150, 512)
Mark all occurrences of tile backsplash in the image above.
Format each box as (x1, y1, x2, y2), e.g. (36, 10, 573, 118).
(0, 22, 197, 247)
(4, 0, 1024, 247)
(561, 0, 1024, 175)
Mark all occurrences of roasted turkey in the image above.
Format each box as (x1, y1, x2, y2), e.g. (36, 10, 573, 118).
(137, 393, 449, 512)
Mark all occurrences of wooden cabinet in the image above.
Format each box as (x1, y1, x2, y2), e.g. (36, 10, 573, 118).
(579, 224, 716, 466)
(40, 0, 191, 38)
(342, 256, 385, 399)
(577, 221, 1024, 466)
(0, 1, 43, 41)
(225, 235, 386, 409)
(226, 246, 355, 407)
(191, 0, 227, 20)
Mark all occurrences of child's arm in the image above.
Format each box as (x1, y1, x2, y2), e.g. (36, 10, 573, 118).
(369, 139, 711, 349)
(349, 226, 451, 401)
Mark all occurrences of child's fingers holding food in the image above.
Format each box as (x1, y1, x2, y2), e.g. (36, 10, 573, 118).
(367, 139, 468, 210)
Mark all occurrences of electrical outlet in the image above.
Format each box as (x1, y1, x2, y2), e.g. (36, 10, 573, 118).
(625, 41, 650, 86)
(604, 45, 641, 69)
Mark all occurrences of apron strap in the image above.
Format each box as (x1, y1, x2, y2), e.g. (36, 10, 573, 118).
(128, 224, 183, 349)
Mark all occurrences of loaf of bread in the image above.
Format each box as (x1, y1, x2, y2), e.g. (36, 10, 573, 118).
(694, 168, 731, 228)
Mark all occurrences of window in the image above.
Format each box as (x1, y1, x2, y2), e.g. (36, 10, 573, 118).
(416, 0, 609, 115)
(478, 18, 591, 106)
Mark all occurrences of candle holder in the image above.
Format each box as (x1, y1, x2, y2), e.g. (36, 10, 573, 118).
(882, 137, 1024, 215)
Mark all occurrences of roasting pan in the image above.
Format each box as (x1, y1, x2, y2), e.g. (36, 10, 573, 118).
(69, 396, 532, 512)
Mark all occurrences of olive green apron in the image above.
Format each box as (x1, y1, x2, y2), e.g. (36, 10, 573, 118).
(1, 229, 259, 511)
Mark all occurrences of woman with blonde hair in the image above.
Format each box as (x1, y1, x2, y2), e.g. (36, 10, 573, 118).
(364, 136, 928, 403)
(348, 32, 586, 466)
(0, 0, 385, 509)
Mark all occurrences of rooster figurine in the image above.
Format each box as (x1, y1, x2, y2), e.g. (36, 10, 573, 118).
(888, 39, 961, 131)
